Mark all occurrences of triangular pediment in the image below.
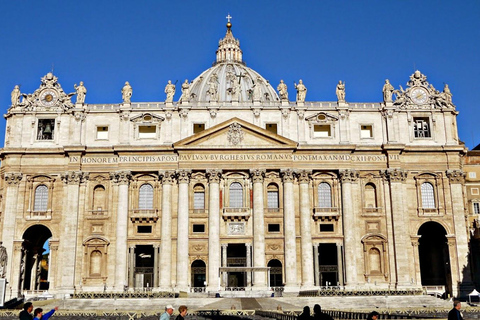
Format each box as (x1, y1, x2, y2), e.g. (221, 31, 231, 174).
(174, 117, 297, 150)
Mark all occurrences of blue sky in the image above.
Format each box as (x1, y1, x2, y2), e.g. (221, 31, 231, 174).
(1, 1, 479, 148)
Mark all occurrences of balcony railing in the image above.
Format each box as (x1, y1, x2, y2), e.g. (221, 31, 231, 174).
(130, 209, 159, 222)
(418, 207, 439, 216)
(265, 207, 283, 214)
(222, 207, 251, 221)
(86, 209, 108, 220)
(313, 207, 339, 221)
(361, 207, 383, 216)
(26, 210, 52, 220)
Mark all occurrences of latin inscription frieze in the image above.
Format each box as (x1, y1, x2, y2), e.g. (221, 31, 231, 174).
(70, 153, 400, 164)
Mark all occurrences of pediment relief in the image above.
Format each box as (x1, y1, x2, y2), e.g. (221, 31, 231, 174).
(414, 172, 439, 180)
(26, 175, 56, 183)
(174, 117, 297, 149)
(306, 112, 338, 123)
(83, 236, 110, 246)
(130, 113, 164, 123)
(89, 174, 109, 182)
(361, 233, 387, 243)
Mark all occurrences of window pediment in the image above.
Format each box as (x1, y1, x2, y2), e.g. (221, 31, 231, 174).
(306, 112, 338, 123)
(130, 113, 164, 123)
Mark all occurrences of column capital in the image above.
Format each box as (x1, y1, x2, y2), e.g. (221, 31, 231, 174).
(62, 171, 87, 185)
(250, 169, 265, 183)
(280, 168, 295, 183)
(221, 243, 228, 249)
(176, 169, 191, 184)
(410, 235, 421, 247)
(160, 171, 176, 185)
(339, 169, 358, 183)
(206, 169, 222, 183)
(111, 171, 131, 185)
(446, 169, 465, 184)
(385, 168, 407, 182)
(4, 172, 23, 185)
(296, 170, 311, 184)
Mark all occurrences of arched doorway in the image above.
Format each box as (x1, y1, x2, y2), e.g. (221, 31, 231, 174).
(191, 260, 206, 290)
(418, 222, 452, 296)
(267, 259, 283, 287)
(22, 225, 52, 291)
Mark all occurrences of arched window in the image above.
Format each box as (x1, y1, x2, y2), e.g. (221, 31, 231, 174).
(34, 185, 48, 212)
(193, 184, 205, 210)
(421, 182, 435, 209)
(139, 184, 154, 210)
(369, 248, 381, 273)
(364, 183, 377, 208)
(318, 182, 332, 208)
(267, 183, 279, 209)
(93, 185, 106, 211)
(229, 182, 243, 208)
(90, 250, 102, 276)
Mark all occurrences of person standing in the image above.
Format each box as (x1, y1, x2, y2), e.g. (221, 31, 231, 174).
(448, 300, 463, 320)
(313, 304, 333, 320)
(298, 306, 313, 320)
(160, 304, 174, 320)
(33, 307, 58, 320)
(366, 311, 379, 320)
(19, 302, 34, 320)
(175, 305, 188, 320)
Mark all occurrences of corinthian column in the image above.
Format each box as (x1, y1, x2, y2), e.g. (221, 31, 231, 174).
(298, 170, 314, 288)
(60, 171, 87, 291)
(206, 169, 221, 291)
(250, 169, 266, 288)
(112, 171, 131, 290)
(281, 169, 297, 290)
(159, 171, 175, 289)
(339, 169, 358, 286)
(446, 170, 472, 293)
(385, 168, 410, 287)
(3, 173, 22, 296)
(176, 169, 191, 290)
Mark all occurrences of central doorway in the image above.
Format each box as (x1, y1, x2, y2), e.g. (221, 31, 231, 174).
(318, 243, 338, 286)
(226, 244, 246, 288)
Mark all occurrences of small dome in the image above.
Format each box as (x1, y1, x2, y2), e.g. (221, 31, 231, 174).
(189, 62, 279, 103)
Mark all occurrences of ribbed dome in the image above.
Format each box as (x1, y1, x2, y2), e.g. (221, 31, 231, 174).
(188, 20, 279, 103)
(189, 62, 279, 103)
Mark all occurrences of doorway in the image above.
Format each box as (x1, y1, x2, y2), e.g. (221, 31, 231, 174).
(22, 225, 52, 290)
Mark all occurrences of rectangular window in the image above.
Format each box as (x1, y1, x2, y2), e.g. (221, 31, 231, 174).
(413, 117, 431, 138)
(469, 172, 477, 179)
(194, 192, 205, 210)
(137, 225, 152, 234)
(320, 224, 334, 232)
(360, 125, 373, 138)
(268, 224, 280, 232)
(37, 119, 55, 140)
(193, 123, 205, 134)
(193, 224, 205, 233)
(96, 126, 108, 140)
(267, 191, 279, 209)
(266, 123, 278, 134)
(138, 125, 156, 139)
(474, 203, 480, 214)
(472, 188, 479, 195)
(313, 125, 331, 138)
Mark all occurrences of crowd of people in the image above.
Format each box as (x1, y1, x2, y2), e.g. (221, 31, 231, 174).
(17, 300, 463, 320)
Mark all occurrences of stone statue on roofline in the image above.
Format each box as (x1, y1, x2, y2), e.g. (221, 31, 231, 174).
(74, 81, 87, 104)
(277, 80, 288, 101)
(122, 81, 132, 103)
(165, 80, 176, 103)
(179, 79, 191, 103)
(294, 79, 307, 103)
(383, 79, 394, 103)
(11, 85, 21, 106)
(336, 80, 345, 102)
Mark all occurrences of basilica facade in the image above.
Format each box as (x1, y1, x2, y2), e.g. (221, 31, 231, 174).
(0, 21, 473, 298)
